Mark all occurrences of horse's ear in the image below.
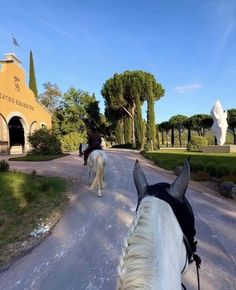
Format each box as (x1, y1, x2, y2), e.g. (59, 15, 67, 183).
(167, 159, 190, 202)
(133, 159, 148, 199)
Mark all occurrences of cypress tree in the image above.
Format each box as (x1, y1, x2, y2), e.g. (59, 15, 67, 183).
(115, 119, 124, 144)
(29, 50, 38, 99)
(146, 96, 156, 150)
(134, 96, 143, 149)
(124, 116, 132, 144)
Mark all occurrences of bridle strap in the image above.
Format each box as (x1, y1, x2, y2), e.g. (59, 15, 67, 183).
(182, 236, 201, 290)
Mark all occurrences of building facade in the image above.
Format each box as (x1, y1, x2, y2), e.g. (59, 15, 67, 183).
(0, 53, 51, 154)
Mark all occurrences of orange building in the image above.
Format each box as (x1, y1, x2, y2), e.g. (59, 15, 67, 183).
(0, 53, 51, 154)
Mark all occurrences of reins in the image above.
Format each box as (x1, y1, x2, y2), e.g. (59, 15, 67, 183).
(182, 236, 201, 290)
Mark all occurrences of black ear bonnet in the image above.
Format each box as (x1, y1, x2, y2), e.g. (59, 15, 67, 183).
(137, 182, 196, 255)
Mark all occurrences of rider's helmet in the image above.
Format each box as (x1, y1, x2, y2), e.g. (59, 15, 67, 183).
(91, 125, 97, 132)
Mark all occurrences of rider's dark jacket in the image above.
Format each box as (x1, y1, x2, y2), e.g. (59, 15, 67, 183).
(88, 131, 102, 146)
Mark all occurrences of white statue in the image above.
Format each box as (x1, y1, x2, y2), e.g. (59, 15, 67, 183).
(210, 100, 228, 145)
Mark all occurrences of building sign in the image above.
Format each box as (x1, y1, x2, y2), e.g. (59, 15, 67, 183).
(13, 76, 20, 91)
(0, 91, 34, 111)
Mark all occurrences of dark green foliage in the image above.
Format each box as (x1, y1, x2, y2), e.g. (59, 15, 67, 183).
(135, 97, 143, 149)
(9, 154, 67, 161)
(146, 97, 156, 150)
(205, 162, 217, 176)
(187, 114, 213, 137)
(187, 136, 208, 152)
(227, 109, 236, 144)
(124, 117, 132, 144)
(169, 115, 188, 147)
(101, 70, 164, 147)
(60, 132, 86, 151)
(0, 160, 9, 172)
(158, 121, 171, 146)
(112, 143, 133, 149)
(28, 128, 62, 155)
(144, 150, 236, 179)
(39, 82, 62, 112)
(216, 165, 231, 178)
(191, 162, 205, 172)
(29, 51, 38, 99)
(61, 88, 101, 135)
(115, 119, 124, 144)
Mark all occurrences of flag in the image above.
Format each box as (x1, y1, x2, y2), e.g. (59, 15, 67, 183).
(12, 36, 20, 47)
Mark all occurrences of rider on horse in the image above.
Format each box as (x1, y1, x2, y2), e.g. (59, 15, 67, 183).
(83, 125, 102, 165)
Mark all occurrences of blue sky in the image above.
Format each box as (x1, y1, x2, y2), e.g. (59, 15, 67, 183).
(0, 0, 235, 123)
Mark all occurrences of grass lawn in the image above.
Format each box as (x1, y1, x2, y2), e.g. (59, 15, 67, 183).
(144, 150, 236, 177)
(9, 153, 69, 161)
(0, 171, 70, 267)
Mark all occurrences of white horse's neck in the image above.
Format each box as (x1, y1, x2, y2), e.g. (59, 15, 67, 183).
(117, 196, 187, 290)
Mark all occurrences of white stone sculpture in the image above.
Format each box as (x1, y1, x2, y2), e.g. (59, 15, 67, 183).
(210, 100, 228, 145)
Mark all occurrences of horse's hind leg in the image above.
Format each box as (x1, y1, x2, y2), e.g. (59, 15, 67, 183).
(97, 183, 102, 197)
(89, 167, 93, 185)
(100, 165, 105, 189)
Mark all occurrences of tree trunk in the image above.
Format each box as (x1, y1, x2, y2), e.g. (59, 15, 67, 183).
(171, 128, 175, 147)
(179, 129, 182, 147)
(187, 128, 191, 142)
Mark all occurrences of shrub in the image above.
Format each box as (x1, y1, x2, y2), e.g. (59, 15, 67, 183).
(60, 132, 86, 152)
(0, 160, 9, 172)
(193, 171, 210, 181)
(191, 162, 205, 172)
(205, 162, 217, 176)
(187, 136, 208, 152)
(112, 143, 134, 149)
(216, 165, 231, 178)
(28, 128, 62, 155)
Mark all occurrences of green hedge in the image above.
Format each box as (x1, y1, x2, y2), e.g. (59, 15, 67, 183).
(144, 150, 236, 178)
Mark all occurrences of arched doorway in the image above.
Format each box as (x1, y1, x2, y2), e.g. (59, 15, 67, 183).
(8, 116, 25, 153)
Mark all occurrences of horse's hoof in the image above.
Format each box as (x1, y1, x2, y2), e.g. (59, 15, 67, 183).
(101, 184, 105, 189)
(97, 192, 102, 197)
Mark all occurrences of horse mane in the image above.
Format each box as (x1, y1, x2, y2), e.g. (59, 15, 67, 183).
(117, 197, 160, 289)
(117, 196, 186, 290)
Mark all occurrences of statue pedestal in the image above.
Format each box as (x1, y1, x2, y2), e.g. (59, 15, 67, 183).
(203, 145, 236, 153)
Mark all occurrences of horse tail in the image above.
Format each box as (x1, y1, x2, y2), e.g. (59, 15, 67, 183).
(90, 153, 104, 190)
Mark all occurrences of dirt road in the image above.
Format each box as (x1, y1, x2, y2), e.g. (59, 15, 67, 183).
(0, 149, 235, 289)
